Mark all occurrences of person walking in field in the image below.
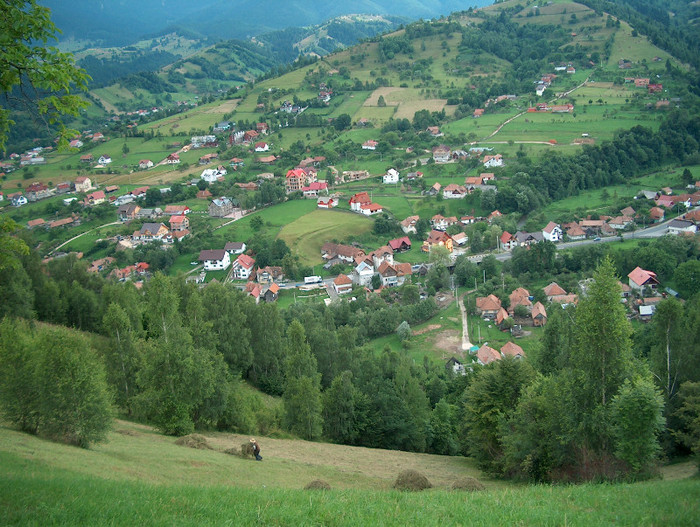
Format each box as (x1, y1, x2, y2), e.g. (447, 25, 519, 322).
(250, 438, 262, 461)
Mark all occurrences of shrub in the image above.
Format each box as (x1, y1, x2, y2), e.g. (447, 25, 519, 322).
(174, 434, 212, 450)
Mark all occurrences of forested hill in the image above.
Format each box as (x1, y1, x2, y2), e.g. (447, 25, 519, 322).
(44, 0, 492, 46)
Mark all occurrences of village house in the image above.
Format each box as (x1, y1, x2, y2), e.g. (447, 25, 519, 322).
(135, 208, 161, 220)
(285, 168, 309, 193)
(532, 302, 547, 327)
(431, 214, 457, 231)
(85, 190, 106, 206)
(209, 197, 235, 217)
(426, 126, 443, 137)
(56, 182, 72, 194)
(263, 283, 280, 304)
(198, 249, 231, 271)
(649, 207, 665, 222)
(501, 341, 526, 359)
(609, 216, 634, 230)
(565, 224, 586, 240)
(349, 192, 372, 212)
(224, 241, 246, 255)
(359, 202, 383, 216)
(254, 142, 269, 152)
(509, 287, 532, 315)
(197, 189, 213, 199)
(427, 182, 441, 196)
(352, 260, 375, 287)
(369, 246, 394, 269)
(442, 184, 468, 199)
(383, 168, 400, 184)
(256, 266, 284, 285)
(139, 159, 154, 169)
(27, 218, 46, 229)
(200, 166, 227, 183)
(133, 223, 169, 243)
(98, 155, 112, 165)
(452, 232, 468, 246)
(198, 153, 219, 165)
(477, 344, 501, 365)
(515, 231, 544, 246)
(191, 135, 217, 148)
(542, 222, 563, 242)
(302, 181, 328, 198)
(377, 261, 412, 287)
(388, 237, 412, 253)
(322, 242, 366, 264)
(25, 182, 52, 202)
(11, 194, 27, 207)
(118, 203, 141, 222)
(401, 215, 420, 234)
(500, 231, 517, 251)
(362, 140, 378, 150)
(166, 153, 180, 164)
(74, 176, 92, 193)
(232, 254, 256, 280)
(432, 145, 451, 163)
(483, 154, 504, 168)
(317, 196, 338, 209)
(169, 214, 189, 233)
(422, 230, 453, 253)
(628, 266, 660, 293)
(446, 357, 466, 376)
(667, 219, 697, 235)
(543, 282, 567, 301)
(164, 205, 190, 215)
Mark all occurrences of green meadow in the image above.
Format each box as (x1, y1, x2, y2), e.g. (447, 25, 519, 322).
(1, 420, 698, 526)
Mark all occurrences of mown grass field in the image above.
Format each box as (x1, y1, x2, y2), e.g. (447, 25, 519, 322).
(1, 421, 698, 526)
(277, 209, 373, 266)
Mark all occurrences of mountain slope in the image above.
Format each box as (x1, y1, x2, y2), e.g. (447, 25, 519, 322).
(44, 0, 493, 46)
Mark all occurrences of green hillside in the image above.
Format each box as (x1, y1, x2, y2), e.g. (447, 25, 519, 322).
(1, 421, 698, 525)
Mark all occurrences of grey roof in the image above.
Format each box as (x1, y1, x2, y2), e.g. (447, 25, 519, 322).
(199, 249, 227, 261)
(668, 219, 695, 228)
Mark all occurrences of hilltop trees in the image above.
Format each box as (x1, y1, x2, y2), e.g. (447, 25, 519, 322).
(0, 0, 89, 151)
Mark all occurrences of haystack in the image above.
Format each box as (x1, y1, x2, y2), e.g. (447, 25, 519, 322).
(174, 434, 212, 450)
(393, 469, 432, 491)
(304, 480, 331, 490)
(450, 477, 486, 491)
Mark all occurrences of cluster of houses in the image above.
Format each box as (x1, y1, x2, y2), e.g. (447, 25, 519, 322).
(323, 239, 414, 295)
(285, 167, 329, 196)
(193, 242, 282, 303)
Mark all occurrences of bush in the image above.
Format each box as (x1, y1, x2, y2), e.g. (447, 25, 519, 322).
(0, 319, 113, 448)
(393, 469, 432, 491)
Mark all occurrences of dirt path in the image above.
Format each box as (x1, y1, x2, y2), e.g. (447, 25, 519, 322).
(484, 77, 589, 141)
(459, 292, 473, 350)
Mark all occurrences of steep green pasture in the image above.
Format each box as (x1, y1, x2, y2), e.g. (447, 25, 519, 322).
(1, 422, 697, 526)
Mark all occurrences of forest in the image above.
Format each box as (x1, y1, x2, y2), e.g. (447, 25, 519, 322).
(1, 222, 699, 482)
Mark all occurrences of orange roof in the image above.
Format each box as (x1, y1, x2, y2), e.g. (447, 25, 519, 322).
(477, 345, 501, 365)
(628, 266, 658, 287)
(544, 282, 567, 297)
(532, 302, 547, 319)
(268, 283, 280, 294)
(501, 341, 525, 358)
(476, 294, 501, 312)
(334, 274, 352, 286)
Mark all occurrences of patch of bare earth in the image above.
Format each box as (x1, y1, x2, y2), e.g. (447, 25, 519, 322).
(205, 99, 240, 114)
(413, 324, 441, 336)
(395, 100, 450, 120)
(433, 330, 462, 355)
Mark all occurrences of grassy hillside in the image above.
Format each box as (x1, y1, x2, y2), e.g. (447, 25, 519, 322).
(1, 420, 698, 525)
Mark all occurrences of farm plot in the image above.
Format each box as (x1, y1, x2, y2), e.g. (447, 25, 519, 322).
(278, 209, 373, 266)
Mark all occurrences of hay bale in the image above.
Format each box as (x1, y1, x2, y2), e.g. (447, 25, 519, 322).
(393, 469, 432, 491)
(223, 448, 240, 456)
(240, 442, 255, 458)
(115, 429, 138, 436)
(450, 477, 486, 492)
(304, 480, 331, 490)
(174, 434, 212, 450)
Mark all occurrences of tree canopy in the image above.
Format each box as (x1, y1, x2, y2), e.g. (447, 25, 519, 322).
(0, 0, 89, 151)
